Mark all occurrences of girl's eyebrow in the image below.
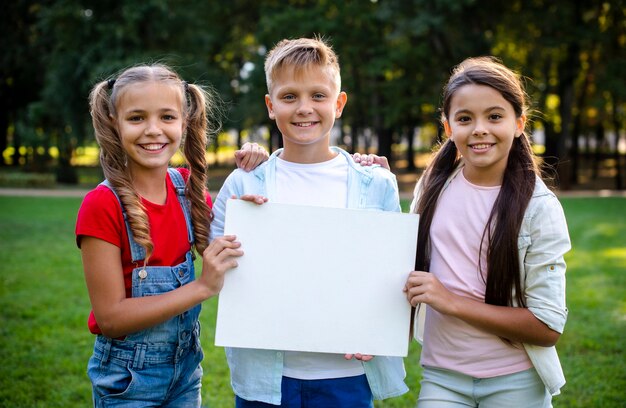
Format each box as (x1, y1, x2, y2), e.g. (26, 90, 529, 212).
(122, 107, 179, 114)
(485, 105, 507, 111)
(453, 106, 507, 116)
(452, 108, 472, 116)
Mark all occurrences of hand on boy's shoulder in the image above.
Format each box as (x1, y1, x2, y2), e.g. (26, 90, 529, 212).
(352, 153, 390, 171)
(235, 142, 270, 172)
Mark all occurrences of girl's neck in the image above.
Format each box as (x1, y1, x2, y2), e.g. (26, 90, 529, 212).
(129, 167, 168, 205)
(462, 164, 505, 187)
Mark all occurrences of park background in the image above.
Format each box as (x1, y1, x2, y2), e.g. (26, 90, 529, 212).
(1, 0, 625, 407)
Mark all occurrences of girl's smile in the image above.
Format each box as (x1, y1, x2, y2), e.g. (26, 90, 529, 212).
(140, 143, 168, 151)
(469, 143, 495, 151)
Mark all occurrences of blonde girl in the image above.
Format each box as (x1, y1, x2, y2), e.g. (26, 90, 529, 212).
(76, 63, 265, 406)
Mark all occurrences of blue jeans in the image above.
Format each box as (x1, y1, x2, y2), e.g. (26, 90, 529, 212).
(417, 366, 551, 408)
(87, 253, 204, 407)
(88, 334, 204, 407)
(235, 374, 374, 408)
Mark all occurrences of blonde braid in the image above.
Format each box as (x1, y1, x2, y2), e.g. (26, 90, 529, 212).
(182, 83, 214, 254)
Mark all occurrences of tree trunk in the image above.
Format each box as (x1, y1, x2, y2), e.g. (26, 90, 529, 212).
(570, 55, 594, 186)
(55, 128, 78, 184)
(611, 94, 623, 190)
(592, 122, 604, 180)
(377, 127, 393, 168)
(405, 125, 416, 171)
(556, 65, 578, 191)
(0, 111, 7, 167)
(351, 125, 359, 153)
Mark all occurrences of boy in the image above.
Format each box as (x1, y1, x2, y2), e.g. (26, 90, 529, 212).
(211, 37, 408, 407)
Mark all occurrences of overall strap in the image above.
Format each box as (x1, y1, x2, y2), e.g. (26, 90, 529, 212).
(167, 168, 195, 246)
(98, 180, 146, 263)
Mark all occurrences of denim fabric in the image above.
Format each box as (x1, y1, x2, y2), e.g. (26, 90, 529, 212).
(211, 147, 408, 405)
(410, 163, 571, 396)
(88, 169, 204, 407)
(235, 375, 374, 408)
(417, 366, 551, 408)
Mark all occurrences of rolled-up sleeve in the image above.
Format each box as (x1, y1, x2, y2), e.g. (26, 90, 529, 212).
(522, 194, 571, 333)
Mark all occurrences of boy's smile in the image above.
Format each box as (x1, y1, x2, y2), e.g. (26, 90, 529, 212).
(265, 65, 347, 163)
(293, 122, 318, 127)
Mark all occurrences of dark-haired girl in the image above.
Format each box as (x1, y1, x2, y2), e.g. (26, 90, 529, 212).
(404, 57, 571, 407)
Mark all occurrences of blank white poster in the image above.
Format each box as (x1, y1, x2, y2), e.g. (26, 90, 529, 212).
(215, 199, 418, 357)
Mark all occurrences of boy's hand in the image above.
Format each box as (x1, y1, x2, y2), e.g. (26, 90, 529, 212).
(344, 353, 374, 362)
(235, 142, 270, 172)
(352, 153, 390, 170)
(231, 194, 268, 205)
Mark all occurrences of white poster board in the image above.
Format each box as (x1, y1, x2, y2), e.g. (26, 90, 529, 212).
(215, 199, 418, 357)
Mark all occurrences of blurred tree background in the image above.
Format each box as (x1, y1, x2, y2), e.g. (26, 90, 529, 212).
(1, 0, 624, 190)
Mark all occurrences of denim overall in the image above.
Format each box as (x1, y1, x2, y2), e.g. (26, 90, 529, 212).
(88, 169, 204, 407)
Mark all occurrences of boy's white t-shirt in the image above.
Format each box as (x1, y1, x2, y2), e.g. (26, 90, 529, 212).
(275, 153, 366, 380)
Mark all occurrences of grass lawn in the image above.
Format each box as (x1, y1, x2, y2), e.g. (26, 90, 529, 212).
(0, 195, 624, 407)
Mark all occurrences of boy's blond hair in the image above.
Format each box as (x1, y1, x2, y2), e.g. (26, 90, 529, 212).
(264, 37, 341, 93)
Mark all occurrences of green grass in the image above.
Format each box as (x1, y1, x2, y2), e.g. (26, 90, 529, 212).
(0, 196, 624, 407)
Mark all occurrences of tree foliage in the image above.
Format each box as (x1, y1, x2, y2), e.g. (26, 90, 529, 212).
(2, 0, 624, 188)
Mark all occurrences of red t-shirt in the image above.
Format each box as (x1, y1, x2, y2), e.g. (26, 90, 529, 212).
(75, 168, 212, 334)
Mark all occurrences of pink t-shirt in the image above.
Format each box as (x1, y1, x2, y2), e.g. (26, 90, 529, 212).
(421, 170, 532, 378)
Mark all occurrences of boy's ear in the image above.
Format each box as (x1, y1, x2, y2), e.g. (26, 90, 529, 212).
(335, 91, 348, 118)
(265, 95, 275, 120)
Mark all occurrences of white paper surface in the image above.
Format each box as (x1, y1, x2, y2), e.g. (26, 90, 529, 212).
(215, 199, 418, 357)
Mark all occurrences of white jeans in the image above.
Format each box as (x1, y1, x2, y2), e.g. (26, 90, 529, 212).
(417, 366, 551, 408)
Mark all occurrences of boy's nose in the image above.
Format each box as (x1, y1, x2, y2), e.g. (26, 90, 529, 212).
(296, 100, 313, 115)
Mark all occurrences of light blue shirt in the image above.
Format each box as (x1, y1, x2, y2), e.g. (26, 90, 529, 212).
(211, 147, 409, 405)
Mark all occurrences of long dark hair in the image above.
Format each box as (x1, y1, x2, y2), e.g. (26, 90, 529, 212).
(415, 57, 538, 308)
